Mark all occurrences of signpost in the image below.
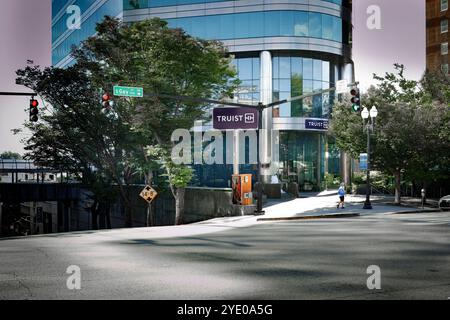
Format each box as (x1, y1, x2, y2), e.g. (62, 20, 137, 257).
(140, 185, 158, 204)
(113, 86, 144, 98)
(213, 107, 259, 130)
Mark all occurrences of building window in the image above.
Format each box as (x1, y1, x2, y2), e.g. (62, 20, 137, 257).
(442, 42, 449, 55)
(442, 64, 449, 74)
(441, 19, 449, 33)
(442, 0, 449, 11)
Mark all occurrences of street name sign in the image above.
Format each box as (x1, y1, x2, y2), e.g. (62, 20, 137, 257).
(213, 107, 259, 130)
(113, 86, 144, 98)
(140, 185, 158, 204)
(336, 80, 348, 94)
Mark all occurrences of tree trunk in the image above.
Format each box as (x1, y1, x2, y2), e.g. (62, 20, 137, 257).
(106, 203, 112, 229)
(124, 202, 133, 228)
(174, 188, 185, 225)
(99, 202, 106, 229)
(394, 170, 401, 205)
(91, 202, 99, 230)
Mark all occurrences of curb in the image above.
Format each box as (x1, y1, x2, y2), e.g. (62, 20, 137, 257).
(389, 209, 442, 215)
(257, 213, 360, 222)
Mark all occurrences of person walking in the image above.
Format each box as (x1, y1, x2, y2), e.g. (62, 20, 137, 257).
(337, 183, 346, 209)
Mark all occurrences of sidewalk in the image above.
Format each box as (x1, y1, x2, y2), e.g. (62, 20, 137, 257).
(257, 190, 440, 222)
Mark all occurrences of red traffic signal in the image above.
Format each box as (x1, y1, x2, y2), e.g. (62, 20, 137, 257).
(101, 92, 113, 109)
(30, 99, 39, 108)
(29, 99, 39, 122)
(102, 93, 110, 102)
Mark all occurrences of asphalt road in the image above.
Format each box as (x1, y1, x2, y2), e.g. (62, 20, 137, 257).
(1, 212, 450, 300)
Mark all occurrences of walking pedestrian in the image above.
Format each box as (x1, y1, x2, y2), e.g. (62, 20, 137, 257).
(337, 183, 346, 209)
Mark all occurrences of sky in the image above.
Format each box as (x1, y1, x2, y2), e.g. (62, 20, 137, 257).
(0, 0, 426, 154)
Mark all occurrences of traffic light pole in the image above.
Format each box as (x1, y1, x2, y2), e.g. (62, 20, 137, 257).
(255, 102, 265, 215)
(363, 121, 373, 210)
(0, 92, 37, 97)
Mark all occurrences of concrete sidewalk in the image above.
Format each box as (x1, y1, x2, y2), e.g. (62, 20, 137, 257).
(257, 190, 440, 221)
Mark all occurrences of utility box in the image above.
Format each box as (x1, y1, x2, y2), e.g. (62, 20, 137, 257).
(231, 174, 253, 206)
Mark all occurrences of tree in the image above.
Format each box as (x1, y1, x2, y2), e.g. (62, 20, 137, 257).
(15, 65, 142, 228)
(16, 16, 237, 227)
(0, 151, 22, 160)
(72, 17, 238, 225)
(330, 64, 450, 204)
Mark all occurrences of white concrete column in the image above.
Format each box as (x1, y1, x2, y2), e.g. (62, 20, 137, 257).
(260, 51, 273, 183)
(233, 130, 240, 175)
(342, 62, 354, 84)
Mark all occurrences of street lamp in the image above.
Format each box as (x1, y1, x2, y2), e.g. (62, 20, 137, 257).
(361, 106, 378, 209)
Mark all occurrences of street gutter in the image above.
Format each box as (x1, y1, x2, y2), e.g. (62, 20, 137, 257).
(257, 213, 361, 222)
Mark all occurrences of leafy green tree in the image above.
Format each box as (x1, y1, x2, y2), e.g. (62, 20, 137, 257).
(73, 17, 238, 224)
(15, 65, 142, 228)
(0, 152, 22, 160)
(330, 64, 450, 204)
(16, 17, 237, 226)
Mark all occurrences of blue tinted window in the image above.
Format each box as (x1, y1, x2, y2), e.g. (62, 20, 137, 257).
(294, 11, 308, 36)
(265, 11, 280, 37)
(332, 16, 342, 42)
(291, 57, 302, 76)
(313, 60, 322, 81)
(52, 0, 122, 66)
(322, 14, 334, 40)
(279, 57, 290, 78)
(272, 55, 335, 118)
(234, 56, 260, 104)
(308, 12, 322, 38)
(303, 58, 313, 80)
(123, 0, 343, 10)
(165, 11, 342, 42)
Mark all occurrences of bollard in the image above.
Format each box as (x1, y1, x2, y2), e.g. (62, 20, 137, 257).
(421, 188, 426, 209)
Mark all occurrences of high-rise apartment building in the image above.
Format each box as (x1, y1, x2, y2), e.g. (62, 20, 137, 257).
(426, 0, 450, 73)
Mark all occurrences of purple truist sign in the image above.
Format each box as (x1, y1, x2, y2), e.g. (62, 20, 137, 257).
(305, 119, 329, 130)
(213, 107, 259, 130)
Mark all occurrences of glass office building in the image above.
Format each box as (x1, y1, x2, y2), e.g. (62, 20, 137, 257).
(52, 0, 123, 67)
(52, 0, 353, 190)
(124, 0, 354, 190)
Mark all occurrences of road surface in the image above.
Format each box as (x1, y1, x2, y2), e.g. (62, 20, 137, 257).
(1, 212, 450, 300)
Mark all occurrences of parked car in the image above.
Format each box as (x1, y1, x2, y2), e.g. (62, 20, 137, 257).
(438, 195, 450, 211)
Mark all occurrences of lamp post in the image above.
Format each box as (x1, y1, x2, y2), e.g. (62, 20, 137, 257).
(361, 106, 378, 209)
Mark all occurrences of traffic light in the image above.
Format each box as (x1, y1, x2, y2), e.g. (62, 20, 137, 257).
(101, 92, 113, 113)
(350, 88, 361, 112)
(29, 98, 39, 122)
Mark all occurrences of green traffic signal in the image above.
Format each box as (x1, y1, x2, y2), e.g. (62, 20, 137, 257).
(350, 88, 361, 112)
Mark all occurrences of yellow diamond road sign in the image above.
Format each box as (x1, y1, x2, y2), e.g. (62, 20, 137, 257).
(140, 185, 158, 204)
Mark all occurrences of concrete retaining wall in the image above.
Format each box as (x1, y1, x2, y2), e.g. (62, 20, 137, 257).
(184, 187, 234, 223)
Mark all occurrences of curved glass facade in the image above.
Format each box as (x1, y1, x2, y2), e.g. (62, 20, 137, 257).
(51, 0, 352, 190)
(272, 55, 337, 118)
(166, 11, 342, 42)
(124, 0, 342, 10)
